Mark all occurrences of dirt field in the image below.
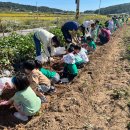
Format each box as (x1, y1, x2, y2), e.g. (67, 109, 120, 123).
(0, 24, 130, 130)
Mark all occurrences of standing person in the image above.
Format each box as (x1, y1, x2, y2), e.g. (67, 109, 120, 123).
(98, 27, 111, 45)
(61, 21, 79, 44)
(108, 19, 114, 33)
(0, 73, 41, 121)
(33, 29, 60, 63)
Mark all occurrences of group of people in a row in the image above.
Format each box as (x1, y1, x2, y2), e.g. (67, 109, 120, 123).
(0, 14, 128, 122)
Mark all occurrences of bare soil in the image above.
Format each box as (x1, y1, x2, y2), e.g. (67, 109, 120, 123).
(0, 24, 130, 130)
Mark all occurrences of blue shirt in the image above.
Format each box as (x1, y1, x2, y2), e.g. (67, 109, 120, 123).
(62, 21, 79, 31)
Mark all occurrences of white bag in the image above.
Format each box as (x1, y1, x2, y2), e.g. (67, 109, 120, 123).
(0, 77, 12, 95)
(54, 47, 66, 56)
(35, 54, 48, 63)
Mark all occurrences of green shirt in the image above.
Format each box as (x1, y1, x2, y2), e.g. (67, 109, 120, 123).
(40, 68, 56, 79)
(91, 29, 98, 42)
(12, 87, 41, 116)
(75, 54, 83, 64)
(65, 63, 78, 75)
(88, 41, 96, 50)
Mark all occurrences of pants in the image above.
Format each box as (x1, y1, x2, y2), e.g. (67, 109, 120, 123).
(63, 66, 77, 81)
(33, 34, 52, 57)
(51, 73, 60, 84)
(76, 62, 84, 69)
(37, 85, 51, 93)
(61, 26, 72, 42)
(99, 35, 109, 45)
(33, 34, 41, 56)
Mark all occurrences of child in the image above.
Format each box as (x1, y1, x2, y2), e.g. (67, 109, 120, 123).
(35, 60, 60, 84)
(62, 47, 78, 82)
(74, 45, 89, 65)
(23, 60, 55, 103)
(90, 23, 98, 42)
(98, 27, 110, 45)
(86, 36, 96, 52)
(1, 73, 41, 121)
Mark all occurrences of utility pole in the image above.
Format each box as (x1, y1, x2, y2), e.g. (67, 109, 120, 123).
(75, 0, 80, 20)
(98, 0, 101, 14)
(36, 2, 39, 20)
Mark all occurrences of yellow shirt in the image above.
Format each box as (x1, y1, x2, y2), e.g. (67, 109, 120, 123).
(27, 69, 51, 89)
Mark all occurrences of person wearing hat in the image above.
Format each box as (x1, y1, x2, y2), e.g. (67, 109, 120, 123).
(33, 29, 60, 63)
(82, 20, 94, 35)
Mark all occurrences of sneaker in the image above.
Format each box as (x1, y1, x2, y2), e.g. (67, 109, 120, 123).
(35, 55, 48, 63)
(14, 112, 28, 122)
(60, 78, 69, 83)
(40, 96, 48, 103)
(47, 86, 56, 94)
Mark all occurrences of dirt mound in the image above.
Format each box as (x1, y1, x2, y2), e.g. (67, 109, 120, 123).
(1, 25, 130, 130)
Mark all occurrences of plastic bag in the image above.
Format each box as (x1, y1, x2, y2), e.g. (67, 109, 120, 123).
(35, 54, 48, 63)
(0, 77, 12, 95)
(54, 47, 66, 56)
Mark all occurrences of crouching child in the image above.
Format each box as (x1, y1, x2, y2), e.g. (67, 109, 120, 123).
(1, 73, 41, 122)
(74, 45, 89, 68)
(23, 60, 55, 103)
(62, 47, 78, 82)
(35, 60, 60, 84)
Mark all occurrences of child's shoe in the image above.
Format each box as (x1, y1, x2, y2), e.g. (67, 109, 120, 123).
(40, 96, 48, 103)
(14, 112, 28, 121)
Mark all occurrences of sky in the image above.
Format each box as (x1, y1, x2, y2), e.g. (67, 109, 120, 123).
(1, 0, 130, 11)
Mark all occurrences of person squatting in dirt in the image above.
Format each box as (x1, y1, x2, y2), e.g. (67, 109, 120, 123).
(0, 15, 128, 122)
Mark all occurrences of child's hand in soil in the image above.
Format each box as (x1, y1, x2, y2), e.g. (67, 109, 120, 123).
(2, 82, 12, 92)
(0, 100, 9, 106)
(5, 82, 12, 89)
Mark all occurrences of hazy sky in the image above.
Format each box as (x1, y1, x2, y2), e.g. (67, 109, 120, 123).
(1, 0, 130, 11)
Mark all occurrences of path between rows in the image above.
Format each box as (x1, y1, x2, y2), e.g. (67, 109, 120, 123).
(2, 24, 130, 130)
(0, 26, 57, 37)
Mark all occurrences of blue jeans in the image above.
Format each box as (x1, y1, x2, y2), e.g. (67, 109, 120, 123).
(33, 34, 41, 56)
(61, 26, 72, 42)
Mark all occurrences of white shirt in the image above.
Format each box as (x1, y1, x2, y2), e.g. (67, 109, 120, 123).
(35, 29, 55, 57)
(78, 48, 89, 63)
(83, 21, 90, 28)
(63, 53, 75, 64)
(108, 20, 114, 30)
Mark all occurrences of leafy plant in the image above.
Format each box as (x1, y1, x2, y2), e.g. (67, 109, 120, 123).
(50, 27, 65, 46)
(0, 33, 35, 70)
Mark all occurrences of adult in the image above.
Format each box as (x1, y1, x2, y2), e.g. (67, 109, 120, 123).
(83, 20, 94, 31)
(108, 19, 114, 33)
(33, 29, 60, 63)
(98, 27, 111, 45)
(61, 21, 79, 44)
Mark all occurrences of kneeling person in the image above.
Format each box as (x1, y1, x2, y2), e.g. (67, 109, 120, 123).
(23, 60, 55, 103)
(74, 45, 89, 68)
(35, 60, 60, 84)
